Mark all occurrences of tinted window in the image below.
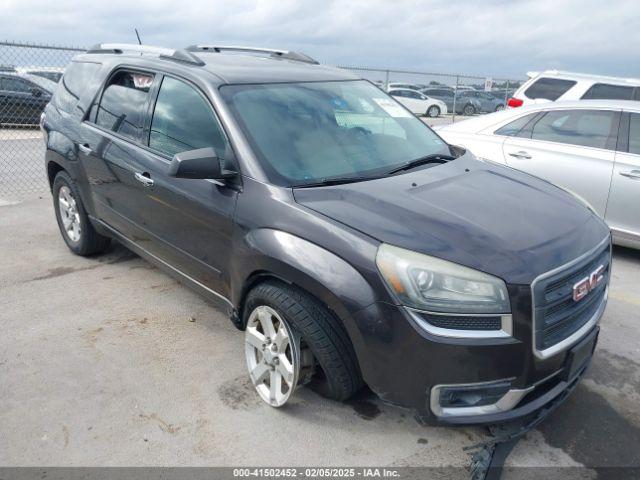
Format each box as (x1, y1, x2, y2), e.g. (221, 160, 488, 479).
(582, 83, 634, 100)
(53, 61, 101, 113)
(524, 78, 577, 101)
(629, 113, 640, 155)
(531, 109, 617, 149)
(406, 91, 422, 99)
(494, 113, 538, 136)
(388, 90, 403, 97)
(149, 76, 226, 157)
(95, 71, 153, 142)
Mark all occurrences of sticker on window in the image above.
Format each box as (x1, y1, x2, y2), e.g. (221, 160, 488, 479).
(132, 74, 153, 90)
(373, 98, 411, 117)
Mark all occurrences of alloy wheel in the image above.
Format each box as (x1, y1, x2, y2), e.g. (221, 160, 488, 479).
(245, 306, 299, 407)
(58, 185, 82, 242)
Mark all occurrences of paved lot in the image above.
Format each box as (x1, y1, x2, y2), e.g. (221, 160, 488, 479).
(0, 196, 639, 476)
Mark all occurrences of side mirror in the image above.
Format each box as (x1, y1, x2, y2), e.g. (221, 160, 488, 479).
(168, 147, 236, 180)
(31, 88, 42, 97)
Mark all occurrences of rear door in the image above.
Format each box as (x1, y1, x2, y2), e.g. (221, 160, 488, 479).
(81, 69, 160, 240)
(502, 108, 620, 216)
(605, 112, 640, 242)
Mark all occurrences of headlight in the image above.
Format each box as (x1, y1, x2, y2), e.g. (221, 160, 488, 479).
(376, 244, 510, 314)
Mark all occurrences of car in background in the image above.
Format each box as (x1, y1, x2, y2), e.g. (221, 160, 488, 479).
(26, 70, 63, 83)
(388, 88, 447, 117)
(508, 70, 640, 108)
(0, 72, 56, 125)
(0, 65, 17, 72)
(458, 90, 505, 112)
(387, 82, 425, 91)
(435, 100, 640, 248)
(421, 87, 482, 115)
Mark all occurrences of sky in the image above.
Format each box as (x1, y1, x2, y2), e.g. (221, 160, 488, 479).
(1, 0, 639, 81)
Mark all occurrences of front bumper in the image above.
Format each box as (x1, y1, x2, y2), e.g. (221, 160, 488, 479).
(350, 286, 602, 425)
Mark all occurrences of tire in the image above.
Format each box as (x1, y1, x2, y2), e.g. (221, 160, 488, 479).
(463, 103, 476, 116)
(243, 280, 363, 404)
(52, 171, 110, 256)
(495, 104, 505, 112)
(426, 105, 440, 118)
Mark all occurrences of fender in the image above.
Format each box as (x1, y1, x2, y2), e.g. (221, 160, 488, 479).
(230, 228, 381, 380)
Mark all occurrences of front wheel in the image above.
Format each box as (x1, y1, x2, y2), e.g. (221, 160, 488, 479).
(463, 103, 476, 116)
(243, 281, 363, 407)
(426, 105, 440, 118)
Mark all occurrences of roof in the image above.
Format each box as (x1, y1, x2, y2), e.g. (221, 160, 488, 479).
(528, 69, 640, 85)
(76, 45, 359, 85)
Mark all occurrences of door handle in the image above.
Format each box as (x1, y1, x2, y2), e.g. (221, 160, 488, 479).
(134, 171, 154, 187)
(508, 151, 532, 160)
(77, 143, 93, 155)
(620, 169, 640, 179)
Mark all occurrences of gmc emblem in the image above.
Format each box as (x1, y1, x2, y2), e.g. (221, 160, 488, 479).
(573, 265, 605, 302)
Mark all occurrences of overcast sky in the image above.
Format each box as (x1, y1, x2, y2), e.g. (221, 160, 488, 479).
(2, 0, 639, 80)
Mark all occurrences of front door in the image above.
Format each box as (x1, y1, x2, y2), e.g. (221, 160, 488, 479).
(502, 108, 619, 216)
(130, 74, 238, 298)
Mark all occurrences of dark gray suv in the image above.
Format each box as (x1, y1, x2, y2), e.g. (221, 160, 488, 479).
(41, 44, 610, 424)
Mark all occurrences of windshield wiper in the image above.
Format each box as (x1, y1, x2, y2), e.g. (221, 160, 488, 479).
(386, 153, 456, 175)
(294, 175, 382, 188)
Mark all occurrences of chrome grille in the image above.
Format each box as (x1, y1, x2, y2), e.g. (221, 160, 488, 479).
(532, 238, 611, 358)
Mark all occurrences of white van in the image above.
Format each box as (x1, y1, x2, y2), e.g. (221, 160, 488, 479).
(508, 70, 640, 108)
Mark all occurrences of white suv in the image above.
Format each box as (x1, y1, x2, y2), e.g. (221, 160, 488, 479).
(508, 70, 640, 108)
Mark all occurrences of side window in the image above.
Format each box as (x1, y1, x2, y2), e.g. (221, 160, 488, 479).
(388, 90, 401, 97)
(524, 78, 577, 101)
(95, 70, 154, 142)
(2, 77, 31, 93)
(53, 61, 101, 114)
(629, 113, 640, 155)
(407, 91, 421, 99)
(494, 113, 539, 136)
(582, 83, 634, 100)
(149, 76, 226, 157)
(530, 109, 617, 149)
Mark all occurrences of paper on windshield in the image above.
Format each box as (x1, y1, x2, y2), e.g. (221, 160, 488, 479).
(372, 98, 412, 118)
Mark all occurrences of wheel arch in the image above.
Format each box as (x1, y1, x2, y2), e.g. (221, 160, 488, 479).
(230, 229, 380, 377)
(46, 160, 65, 191)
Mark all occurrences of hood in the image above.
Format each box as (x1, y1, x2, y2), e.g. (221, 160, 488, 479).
(293, 155, 609, 285)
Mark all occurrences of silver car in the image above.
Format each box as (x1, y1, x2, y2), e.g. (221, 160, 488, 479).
(436, 100, 640, 248)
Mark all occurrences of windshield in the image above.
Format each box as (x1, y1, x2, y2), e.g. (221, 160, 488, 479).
(220, 80, 451, 186)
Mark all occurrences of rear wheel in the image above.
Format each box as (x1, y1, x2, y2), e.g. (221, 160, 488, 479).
(52, 171, 110, 256)
(426, 105, 440, 118)
(463, 103, 476, 116)
(243, 281, 363, 406)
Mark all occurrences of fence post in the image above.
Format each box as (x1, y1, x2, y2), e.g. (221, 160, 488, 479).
(452, 75, 459, 123)
(384, 69, 389, 91)
(504, 79, 510, 106)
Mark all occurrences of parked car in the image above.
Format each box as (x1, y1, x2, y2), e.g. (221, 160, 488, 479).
(25, 69, 64, 83)
(387, 82, 424, 91)
(508, 70, 640, 108)
(436, 100, 640, 249)
(459, 90, 505, 112)
(388, 88, 447, 117)
(0, 72, 56, 125)
(421, 87, 482, 115)
(42, 43, 610, 424)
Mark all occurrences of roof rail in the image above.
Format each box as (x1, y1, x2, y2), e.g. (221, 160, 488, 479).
(185, 45, 319, 65)
(86, 43, 204, 66)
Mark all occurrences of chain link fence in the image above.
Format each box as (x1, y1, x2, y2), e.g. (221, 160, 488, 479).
(1, 41, 84, 198)
(0, 40, 523, 199)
